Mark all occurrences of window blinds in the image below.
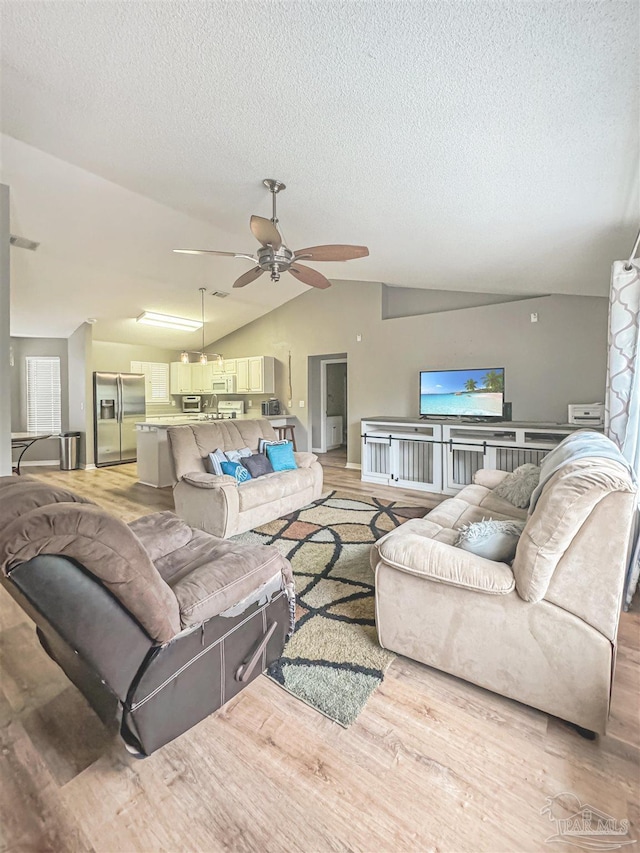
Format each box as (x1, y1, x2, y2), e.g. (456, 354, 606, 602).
(131, 361, 170, 402)
(26, 356, 62, 433)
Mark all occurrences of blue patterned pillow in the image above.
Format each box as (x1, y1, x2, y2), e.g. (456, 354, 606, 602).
(220, 460, 252, 483)
(265, 441, 297, 471)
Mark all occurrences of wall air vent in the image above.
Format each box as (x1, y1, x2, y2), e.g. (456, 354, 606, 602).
(211, 291, 229, 298)
(10, 234, 40, 251)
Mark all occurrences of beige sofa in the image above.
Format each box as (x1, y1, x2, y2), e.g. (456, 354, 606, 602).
(168, 419, 323, 538)
(372, 453, 637, 734)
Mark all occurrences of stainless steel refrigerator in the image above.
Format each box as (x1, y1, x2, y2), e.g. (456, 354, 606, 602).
(93, 372, 146, 467)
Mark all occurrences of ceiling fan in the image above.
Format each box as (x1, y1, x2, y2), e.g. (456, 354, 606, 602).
(174, 179, 369, 290)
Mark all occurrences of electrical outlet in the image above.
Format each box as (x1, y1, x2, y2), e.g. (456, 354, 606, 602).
(299, 400, 305, 408)
(530, 313, 539, 323)
(356, 333, 362, 342)
(288, 400, 292, 407)
(248, 400, 252, 407)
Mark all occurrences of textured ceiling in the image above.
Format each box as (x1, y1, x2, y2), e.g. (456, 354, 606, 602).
(1, 0, 638, 343)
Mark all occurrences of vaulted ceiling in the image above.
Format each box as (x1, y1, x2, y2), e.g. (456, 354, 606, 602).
(1, 1, 638, 345)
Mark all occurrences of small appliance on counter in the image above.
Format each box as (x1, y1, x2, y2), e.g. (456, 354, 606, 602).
(215, 400, 245, 419)
(262, 398, 281, 416)
(182, 395, 202, 413)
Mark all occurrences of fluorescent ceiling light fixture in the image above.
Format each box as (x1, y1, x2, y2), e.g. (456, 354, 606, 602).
(136, 311, 202, 331)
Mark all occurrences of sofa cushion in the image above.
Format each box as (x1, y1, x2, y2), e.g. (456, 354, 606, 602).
(237, 467, 318, 512)
(455, 483, 528, 520)
(0, 503, 181, 643)
(168, 420, 278, 481)
(377, 533, 515, 595)
(0, 478, 95, 528)
(293, 451, 318, 469)
(512, 457, 635, 603)
(171, 542, 293, 628)
(128, 511, 194, 562)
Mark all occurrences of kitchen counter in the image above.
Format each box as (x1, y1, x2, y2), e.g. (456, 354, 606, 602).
(135, 415, 297, 487)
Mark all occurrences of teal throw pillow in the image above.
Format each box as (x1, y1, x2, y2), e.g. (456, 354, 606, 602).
(220, 460, 252, 483)
(266, 441, 297, 471)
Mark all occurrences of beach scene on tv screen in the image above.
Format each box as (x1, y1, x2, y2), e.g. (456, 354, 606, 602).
(420, 369, 504, 416)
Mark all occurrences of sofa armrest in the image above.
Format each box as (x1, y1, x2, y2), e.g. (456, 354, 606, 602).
(293, 452, 318, 469)
(376, 533, 515, 595)
(473, 468, 511, 489)
(181, 472, 237, 489)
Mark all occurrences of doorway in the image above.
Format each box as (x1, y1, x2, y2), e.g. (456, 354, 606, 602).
(308, 353, 348, 455)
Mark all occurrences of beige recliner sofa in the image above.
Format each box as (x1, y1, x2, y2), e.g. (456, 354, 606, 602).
(168, 419, 323, 538)
(372, 447, 637, 734)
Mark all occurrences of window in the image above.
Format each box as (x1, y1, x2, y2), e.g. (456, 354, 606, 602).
(26, 356, 61, 433)
(131, 361, 170, 403)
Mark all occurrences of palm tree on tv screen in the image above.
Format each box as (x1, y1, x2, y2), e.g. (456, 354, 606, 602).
(482, 370, 504, 392)
(464, 378, 478, 392)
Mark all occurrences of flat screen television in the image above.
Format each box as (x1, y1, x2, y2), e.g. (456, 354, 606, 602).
(419, 367, 505, 419)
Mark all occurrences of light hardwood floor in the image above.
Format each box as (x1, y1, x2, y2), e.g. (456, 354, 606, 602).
(0, 459, 638, 853)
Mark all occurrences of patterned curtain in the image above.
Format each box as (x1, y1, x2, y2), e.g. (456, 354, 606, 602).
(605, 260, 640, 607)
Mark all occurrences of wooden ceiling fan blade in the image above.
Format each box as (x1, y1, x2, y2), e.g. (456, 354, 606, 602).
(250, 215, 282, 250)
(174, 248, 240, 256)
(289, 264, 332, 289)
(233, 266, 264, 288)
(293, 245, 369, 262)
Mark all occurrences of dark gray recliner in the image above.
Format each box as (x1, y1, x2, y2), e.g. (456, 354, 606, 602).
(0, 476, 294, 757)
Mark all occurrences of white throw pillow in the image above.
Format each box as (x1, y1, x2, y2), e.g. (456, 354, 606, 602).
(455, 519, 526, 563)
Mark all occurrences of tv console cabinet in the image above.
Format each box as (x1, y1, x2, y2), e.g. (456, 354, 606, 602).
(360, 417, 589, 496)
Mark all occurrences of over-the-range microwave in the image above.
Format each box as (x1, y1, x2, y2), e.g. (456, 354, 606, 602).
(211, 374, 236, 393)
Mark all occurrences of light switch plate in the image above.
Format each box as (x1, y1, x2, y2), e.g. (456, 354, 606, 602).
(299, 400, 305, 408)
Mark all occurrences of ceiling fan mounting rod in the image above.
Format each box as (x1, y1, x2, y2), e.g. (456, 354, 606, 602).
(263, 178, 285, 225)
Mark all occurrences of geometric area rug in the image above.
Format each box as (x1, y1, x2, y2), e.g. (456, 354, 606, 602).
(231, 491, 429, 726)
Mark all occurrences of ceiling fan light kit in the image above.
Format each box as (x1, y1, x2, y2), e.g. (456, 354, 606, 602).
(174, 179, 369, 290)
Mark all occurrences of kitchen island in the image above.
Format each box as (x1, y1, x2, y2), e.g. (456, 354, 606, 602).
(136, 415, 297, 488)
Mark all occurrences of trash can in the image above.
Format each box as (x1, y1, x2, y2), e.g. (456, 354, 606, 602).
(59, 432, 81, 470)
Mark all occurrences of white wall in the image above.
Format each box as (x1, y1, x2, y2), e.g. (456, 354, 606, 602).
(0, 185, 11, 475)
(210, 282, 609, 465)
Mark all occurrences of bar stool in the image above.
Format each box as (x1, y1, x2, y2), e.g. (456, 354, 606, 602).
(274, 424, 297, 451)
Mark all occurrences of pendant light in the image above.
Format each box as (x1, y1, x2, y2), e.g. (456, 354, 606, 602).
(177, 289, 224, 367)
(199, 287, 208, 365)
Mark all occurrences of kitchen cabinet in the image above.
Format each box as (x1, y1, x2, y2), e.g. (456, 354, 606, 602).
(236, 358, 249, 393)
(170, 362, 192, 394)
(222, 359, 236, 374)
(326, 416, 343, 450)
(235, 356, 275, 394)
(190, 363, 214, 393)
(170, 362, 216, 394)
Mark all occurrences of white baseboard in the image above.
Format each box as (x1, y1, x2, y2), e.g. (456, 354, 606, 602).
(345, 462, 361, 470)
(20, 459, 60, 468)
(82, 463, 96, 471)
